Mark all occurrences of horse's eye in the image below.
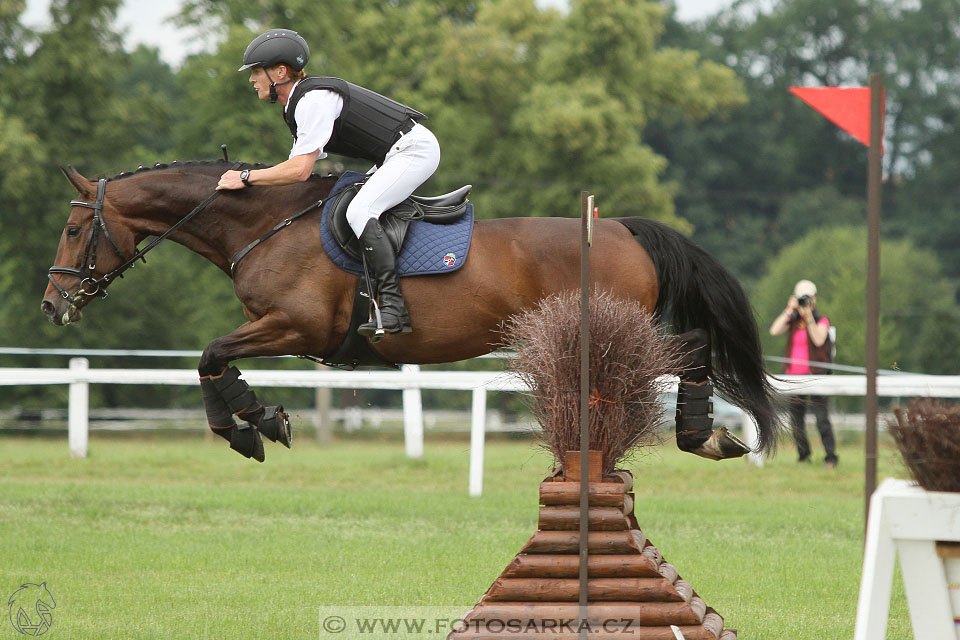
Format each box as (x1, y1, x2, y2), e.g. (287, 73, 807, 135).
(66, 226, 81, 239)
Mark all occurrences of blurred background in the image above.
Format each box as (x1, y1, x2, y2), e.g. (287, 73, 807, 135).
(3, 0, 959, 437)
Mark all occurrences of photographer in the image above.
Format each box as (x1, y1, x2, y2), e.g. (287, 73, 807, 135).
(769, 280, 838, 468)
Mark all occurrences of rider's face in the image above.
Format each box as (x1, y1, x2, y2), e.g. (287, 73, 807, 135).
(249, 67, 272, 101)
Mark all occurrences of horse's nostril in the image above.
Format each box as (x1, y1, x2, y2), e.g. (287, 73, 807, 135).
(41, 300, 55, 317)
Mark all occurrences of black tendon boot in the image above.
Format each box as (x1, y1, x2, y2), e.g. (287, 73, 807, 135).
(200, 375, 264, 462)
(675, 380, 750, 461)
(357, 219, 412, 339)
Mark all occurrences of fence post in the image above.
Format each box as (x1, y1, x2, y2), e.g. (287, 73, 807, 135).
(68, 357, 89, 459)
(469, 386, 486, 497)
(402, 364, 424, 459)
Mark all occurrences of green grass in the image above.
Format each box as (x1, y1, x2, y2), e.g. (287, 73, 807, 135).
(0, 433, 912, 639)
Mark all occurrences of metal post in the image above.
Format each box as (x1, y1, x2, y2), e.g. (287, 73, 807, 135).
(68, 357, 89, 458)
(865, 73, 884, 523)
(578, 191, 593, 638)
(402, 364, 424, 459)
(469, 387, 486, 497)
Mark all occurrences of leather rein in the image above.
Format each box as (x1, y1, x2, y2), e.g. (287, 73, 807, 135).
(47, 162, 242, 308)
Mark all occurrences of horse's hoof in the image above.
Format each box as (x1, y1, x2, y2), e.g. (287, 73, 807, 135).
(257, 405, 292, 448)
(679, 427, 750, 461)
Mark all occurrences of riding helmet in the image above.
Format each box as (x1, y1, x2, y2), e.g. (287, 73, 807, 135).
(238, 29, 310, 72)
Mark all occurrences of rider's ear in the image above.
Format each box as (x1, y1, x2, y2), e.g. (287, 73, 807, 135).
(60, 165, 94, 199)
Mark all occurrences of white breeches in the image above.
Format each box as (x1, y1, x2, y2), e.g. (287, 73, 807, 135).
(346, 123, 441, 237)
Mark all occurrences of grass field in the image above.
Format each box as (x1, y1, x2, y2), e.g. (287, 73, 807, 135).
(0, 432, 912, 639)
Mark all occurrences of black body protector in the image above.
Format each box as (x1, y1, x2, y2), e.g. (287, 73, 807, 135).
(283, 76, 427, 166)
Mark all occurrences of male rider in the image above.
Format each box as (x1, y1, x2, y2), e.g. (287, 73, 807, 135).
(217, 29, 441, 337)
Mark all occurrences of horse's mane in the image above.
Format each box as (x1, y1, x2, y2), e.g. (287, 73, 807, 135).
(106, 160, 338, 185)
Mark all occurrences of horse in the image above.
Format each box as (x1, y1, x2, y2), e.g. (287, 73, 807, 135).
(41, 160, 782, 462)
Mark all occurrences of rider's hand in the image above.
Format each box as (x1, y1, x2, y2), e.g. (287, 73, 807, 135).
(217, 170, 246, 190)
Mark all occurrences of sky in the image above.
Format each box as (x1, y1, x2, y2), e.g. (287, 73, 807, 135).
(22, 0, 733, 68)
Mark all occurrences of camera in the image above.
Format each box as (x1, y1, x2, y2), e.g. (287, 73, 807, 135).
(797, 294, 811, 307)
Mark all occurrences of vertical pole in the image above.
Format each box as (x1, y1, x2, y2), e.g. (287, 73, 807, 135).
(865, 73, 884, 523)
(402, 364, 424, 459)
(469, 387, 486, 497)
(578, 191, 592, 638)
(68, 357, 89, 459)
(314, 362, 332, 443)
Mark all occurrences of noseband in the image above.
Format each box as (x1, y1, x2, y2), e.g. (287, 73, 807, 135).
(47, 162, 242, 309)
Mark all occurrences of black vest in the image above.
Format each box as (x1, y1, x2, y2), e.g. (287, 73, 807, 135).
(284, 76, 427, 165)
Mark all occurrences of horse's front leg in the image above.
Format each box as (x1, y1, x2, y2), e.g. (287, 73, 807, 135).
(674, 329, 751, 461)
(198, 313, 312, 462)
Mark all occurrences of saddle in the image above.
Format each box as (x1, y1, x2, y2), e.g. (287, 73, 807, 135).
(328, 180, 472, 260)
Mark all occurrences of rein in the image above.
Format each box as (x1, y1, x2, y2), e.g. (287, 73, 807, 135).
(47, 162, 242, 307)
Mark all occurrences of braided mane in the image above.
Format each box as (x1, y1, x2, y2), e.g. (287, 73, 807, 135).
(107, 160, 273, 181)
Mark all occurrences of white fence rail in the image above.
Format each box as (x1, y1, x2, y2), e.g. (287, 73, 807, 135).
(2, 358, 960, 495)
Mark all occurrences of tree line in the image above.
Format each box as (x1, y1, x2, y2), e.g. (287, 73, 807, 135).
(1, 0, 958, 412)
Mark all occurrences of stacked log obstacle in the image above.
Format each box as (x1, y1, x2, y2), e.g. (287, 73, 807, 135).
(450, 466, 736, 640)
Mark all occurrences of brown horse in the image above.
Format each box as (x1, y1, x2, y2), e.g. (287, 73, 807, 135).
(41, 161, 781, 461)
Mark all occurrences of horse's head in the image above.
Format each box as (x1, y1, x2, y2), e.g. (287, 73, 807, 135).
(41, 167, 140, 326)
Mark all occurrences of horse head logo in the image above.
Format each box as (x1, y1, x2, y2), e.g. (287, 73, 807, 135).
(8, 583, 56, 636)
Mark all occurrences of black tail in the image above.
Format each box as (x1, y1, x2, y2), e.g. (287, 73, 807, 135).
(616, 217, 784, 454)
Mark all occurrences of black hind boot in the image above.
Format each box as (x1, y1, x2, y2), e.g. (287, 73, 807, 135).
(674, 329, 750, 461)
(356, 219, 412, 340)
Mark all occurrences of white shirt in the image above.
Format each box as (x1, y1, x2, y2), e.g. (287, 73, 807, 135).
(284, 81, 344, 159)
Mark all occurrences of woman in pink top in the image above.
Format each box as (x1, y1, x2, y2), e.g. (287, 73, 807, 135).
(769, 280, 838, 467)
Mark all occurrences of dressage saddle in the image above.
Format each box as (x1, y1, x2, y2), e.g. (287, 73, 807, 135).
(327, 180, 472, 260)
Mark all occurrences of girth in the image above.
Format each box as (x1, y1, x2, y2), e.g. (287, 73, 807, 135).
(328, 180, 472, 261)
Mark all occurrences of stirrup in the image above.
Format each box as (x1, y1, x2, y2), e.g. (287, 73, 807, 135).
(357, 300, 411, 342)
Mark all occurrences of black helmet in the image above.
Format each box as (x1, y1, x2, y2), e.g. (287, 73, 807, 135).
(238, 29, 310, 72)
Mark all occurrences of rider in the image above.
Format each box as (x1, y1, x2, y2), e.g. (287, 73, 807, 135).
(217, 29, 441, 337)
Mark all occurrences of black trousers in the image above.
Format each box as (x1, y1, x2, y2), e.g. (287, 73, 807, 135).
(789, 395, 837, 463)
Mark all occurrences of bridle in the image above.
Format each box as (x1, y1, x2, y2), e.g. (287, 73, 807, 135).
(47, 162, 242, 309)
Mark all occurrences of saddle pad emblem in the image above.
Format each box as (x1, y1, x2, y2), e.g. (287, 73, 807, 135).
(443, 252, 456, 267)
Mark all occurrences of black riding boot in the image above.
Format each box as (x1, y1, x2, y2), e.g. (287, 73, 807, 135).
(357, 219, 412, 338)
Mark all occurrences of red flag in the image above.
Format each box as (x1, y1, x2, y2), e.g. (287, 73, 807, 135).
(789, 86, 884, 147)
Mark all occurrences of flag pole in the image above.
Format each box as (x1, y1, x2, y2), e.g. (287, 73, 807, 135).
(864, 73, 883, 523)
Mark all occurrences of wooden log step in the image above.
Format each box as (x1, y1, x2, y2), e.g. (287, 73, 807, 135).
(538, 506, 630, 531)
(484, 577, 686, 602)
(702, 611, 724, 637)
(642, 544, 663, 566)
(607, 470, 634, 492)
(674, 579, 693, 603)
(658, 562, 679, 584)
(460, 601, 705, 626)
(450, 626, 722, 640)
(521, 530, 646, 554)
(501, 553, 661, 578)
(539, 481, 625, 507)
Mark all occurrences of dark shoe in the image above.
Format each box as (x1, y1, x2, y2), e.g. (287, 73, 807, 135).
(798, 455, 811, 463)
(824, 459, 837, 469)
(356, 219, 412, 340)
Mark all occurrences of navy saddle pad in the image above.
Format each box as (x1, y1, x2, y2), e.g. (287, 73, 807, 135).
(320, 171, 474, 276)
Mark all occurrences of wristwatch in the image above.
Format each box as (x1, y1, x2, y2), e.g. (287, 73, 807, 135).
(239, 169, 252, 187)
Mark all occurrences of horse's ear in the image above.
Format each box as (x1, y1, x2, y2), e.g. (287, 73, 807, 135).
(60, 165, 94, 198)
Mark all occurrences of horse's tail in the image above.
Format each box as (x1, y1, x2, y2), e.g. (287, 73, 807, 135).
(615, 217, 784, 454)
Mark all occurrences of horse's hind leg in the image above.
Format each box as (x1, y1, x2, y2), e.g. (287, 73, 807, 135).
(675, 329, 750, 461)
